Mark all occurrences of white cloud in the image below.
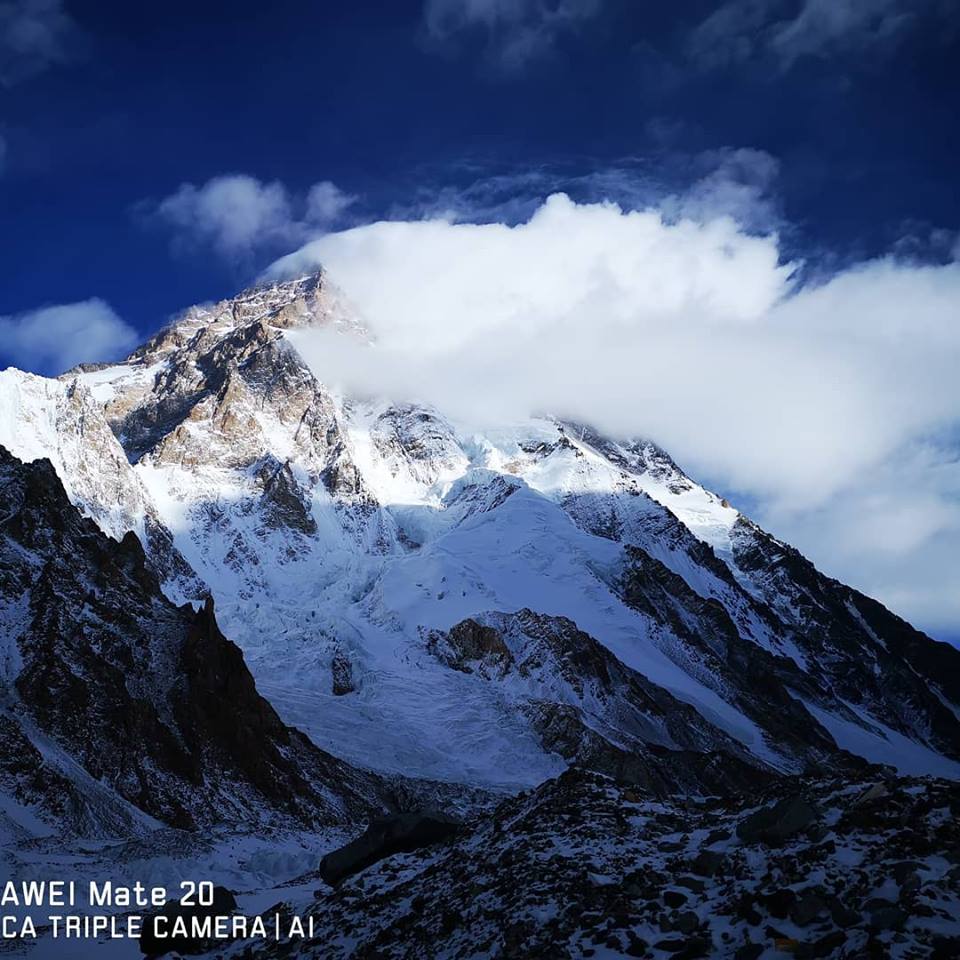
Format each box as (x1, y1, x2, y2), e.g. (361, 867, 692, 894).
(306, 180, 356, 226)
(269, 193, 960, 635)
(0, 299, 137, 375)
(422, 0, 602, 73)
(148, 174, 355, 261)
(689, 0, 935, 70)
(0, 0, 84, 87)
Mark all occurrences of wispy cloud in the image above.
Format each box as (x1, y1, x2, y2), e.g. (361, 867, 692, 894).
(0, 0, 86, 87)
(391, 148, 783, 234)
(142, 174, 356, 263)
(688, 0, 940, 70)
(422, 0, 602, 74)
(0, 299, 137, 375)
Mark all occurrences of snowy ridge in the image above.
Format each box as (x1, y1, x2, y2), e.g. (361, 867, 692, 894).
(0, 369, 150, 543)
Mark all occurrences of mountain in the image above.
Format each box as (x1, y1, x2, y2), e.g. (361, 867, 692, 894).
(1, 268, 958, 804)
(2, 267, 959, 957)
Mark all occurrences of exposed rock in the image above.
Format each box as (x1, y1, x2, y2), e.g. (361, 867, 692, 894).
(429, 610, 774, 798)
(425, 618, 513, 676)
(331, 650, 355, 696)
(319, 811, 463, 885)
(737, 795, 820, 845)
(690, 849, 726, 876)
(218, 765, 958, 959)
(0, 446, 386, 833)
(791, 891, 828, 926)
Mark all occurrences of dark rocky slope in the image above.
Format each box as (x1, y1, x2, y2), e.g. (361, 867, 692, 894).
(242, 766, 960, 959)
(0, 445, 385, 834)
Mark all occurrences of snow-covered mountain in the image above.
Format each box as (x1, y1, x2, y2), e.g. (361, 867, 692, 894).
(3, 267, 960, 959)
(2, 268, 959, 806)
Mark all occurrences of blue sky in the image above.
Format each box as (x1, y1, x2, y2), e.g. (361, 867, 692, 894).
(1, 0, 959, 640)
(2, 0, 957, 331)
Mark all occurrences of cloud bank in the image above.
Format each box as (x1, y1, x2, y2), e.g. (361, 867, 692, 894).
(269, 193, 960, 635)
(0, 299, 137, 375)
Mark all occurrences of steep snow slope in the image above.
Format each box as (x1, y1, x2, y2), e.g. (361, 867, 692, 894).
(0, 370, 152, 543)
(0, 268, 952, 792)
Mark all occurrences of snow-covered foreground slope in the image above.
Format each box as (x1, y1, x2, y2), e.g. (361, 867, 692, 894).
(3, 268, 959, 796)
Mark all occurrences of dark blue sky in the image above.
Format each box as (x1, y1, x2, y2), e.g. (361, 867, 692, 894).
(1, 0, 958, 344)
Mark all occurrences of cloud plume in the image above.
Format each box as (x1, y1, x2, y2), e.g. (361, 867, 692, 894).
(269, 193, 960, 635)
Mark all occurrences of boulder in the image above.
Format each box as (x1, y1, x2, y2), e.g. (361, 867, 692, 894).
(737, 795, 819, 845)
(331, 650, 356, 696)
(319, 811, 463, 885)
(791, 892, 828, 926)
(663, 889, 688, 908)
(690, 849, 726, 876)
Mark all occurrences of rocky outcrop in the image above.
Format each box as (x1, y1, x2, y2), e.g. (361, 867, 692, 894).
(735, 795, 820, 845)
(0, 368, 204, 602)
(426, 618, 513, 676)
(319, 811, 463, 886)
(330, 649, 356, 696)
(730, 516, 960, 762)
(619, 546, 844, 767)
(426, 610, 775, 796)
(370, 404, 468, 486)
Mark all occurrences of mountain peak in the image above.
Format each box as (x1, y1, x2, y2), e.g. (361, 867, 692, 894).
(127, 266, 366, 367)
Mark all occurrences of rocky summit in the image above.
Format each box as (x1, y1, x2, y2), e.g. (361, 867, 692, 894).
(0, 268, 958, 957)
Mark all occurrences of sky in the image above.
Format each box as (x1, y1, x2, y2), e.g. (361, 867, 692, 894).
(0, 0, 958, 640)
